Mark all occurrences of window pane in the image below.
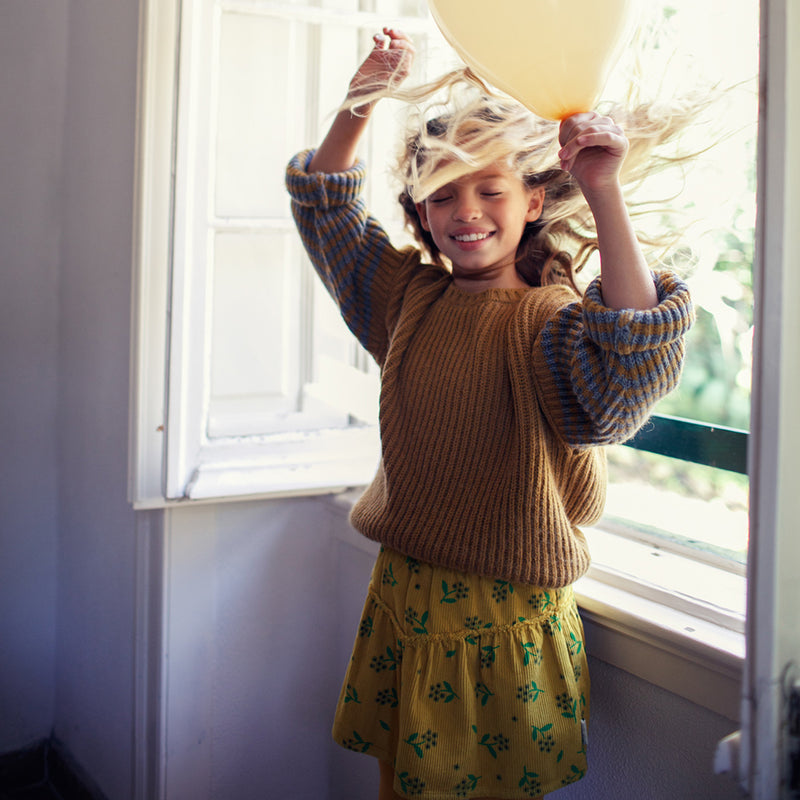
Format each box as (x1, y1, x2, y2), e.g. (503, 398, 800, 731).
(605, 446, 748, 568)
(319, 0, 359, 11)
(641, 0, 758, 431)
(317, 24, 363, 132)
(374, 0, 429, 15)
(209, 231, 302, 432)
(216, 12, 308, 218)
(602, 0, 757, 577)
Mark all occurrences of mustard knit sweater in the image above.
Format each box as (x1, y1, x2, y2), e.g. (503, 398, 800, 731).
(286, 151, 694, 587)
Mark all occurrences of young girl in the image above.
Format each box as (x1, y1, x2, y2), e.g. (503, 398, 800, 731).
(286, 29, 694, 799)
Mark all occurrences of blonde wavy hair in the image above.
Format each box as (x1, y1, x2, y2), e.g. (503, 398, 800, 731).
(348, 67, 711, 291)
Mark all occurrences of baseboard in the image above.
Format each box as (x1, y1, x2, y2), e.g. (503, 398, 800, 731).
(0, 737, 108, 799)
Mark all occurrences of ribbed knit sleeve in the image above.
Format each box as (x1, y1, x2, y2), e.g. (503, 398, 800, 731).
(285, 149, 420, 364)
(532, 271, 694, 447)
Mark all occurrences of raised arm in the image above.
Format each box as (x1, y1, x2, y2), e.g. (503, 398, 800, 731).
(308, 28, 415, 174)
(557, 112, 658, 310)
(287, 29, 417, 362)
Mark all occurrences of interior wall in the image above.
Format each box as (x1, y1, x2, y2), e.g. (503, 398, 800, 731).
(53, 0, 141, 797)
(562, 659, 742, 799)
(0, 1, 67, 754)
(162, 499, 345, 800)
(162, 497, 744, 800)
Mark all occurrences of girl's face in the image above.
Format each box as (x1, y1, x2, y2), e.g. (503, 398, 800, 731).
(415, 164, 544, 292)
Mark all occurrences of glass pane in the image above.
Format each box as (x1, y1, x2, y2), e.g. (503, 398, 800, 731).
(319, 0, 359, 11)
(317, 25, 362, 136)
(605, 446, 748, 568)
(602, 0, 757, 574)
(374, 0, 429, 15)
(215, 13, 308, 218)
(638, 0, 758, 431)
(209, 231, 301, 429)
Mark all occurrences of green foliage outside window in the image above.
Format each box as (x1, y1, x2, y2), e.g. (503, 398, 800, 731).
(605, 1, 757, 570)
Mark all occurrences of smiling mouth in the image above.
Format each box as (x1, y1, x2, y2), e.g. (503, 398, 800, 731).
(452, 232, 494, 243)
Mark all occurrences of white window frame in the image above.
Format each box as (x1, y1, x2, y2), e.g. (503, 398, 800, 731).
(132, 0, 800, 791)
(131, 0, 449, 507)
(736, 0, 800, 794)
(164, 1, 391, 502)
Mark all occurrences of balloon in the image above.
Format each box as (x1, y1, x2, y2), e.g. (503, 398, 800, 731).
(427, 0, 637, 121)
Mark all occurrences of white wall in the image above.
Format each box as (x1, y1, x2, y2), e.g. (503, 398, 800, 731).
(160, 497, 743, 800)
(0, 2, 745, 799)
(53, 0, 141, 797)
(161, 499, 347, 800)
(0, 1, 67, 755)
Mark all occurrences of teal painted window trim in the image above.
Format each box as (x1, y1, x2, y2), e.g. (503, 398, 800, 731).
(624, 414, 748, 475)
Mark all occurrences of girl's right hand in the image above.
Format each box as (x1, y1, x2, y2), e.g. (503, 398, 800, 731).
(308, 29, 413, 174)
(347, 28, 415, 102)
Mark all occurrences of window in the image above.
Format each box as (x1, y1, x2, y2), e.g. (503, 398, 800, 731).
(132, 0, 755, 626)
(132, 0, 757, 614)
(133, 0, 800, 790)
(134, 0, 757, 510)
(132, 0, 459, 503)
(578, 0, 757, 643)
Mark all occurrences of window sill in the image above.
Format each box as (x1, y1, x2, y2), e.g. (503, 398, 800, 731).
(575, 573, 743, 721)
(131, 428, 381, 508)
(323, 489, 744, 723)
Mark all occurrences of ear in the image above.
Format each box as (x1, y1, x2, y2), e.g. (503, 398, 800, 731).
(525, 187, 545, 223)
(415, 201, 431, 232)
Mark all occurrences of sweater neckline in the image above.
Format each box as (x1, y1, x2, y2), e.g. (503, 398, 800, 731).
(443, 280, 531, 305)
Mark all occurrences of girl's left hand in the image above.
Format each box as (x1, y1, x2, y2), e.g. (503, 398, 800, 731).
(557, 112, 628, 197)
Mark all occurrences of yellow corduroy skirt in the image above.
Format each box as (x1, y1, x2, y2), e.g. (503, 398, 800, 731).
(332, 547, 590, 799)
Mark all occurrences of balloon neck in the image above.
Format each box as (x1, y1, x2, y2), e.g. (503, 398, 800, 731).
(553, 105, 593, 122)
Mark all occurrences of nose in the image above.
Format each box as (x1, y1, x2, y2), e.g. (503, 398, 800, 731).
(453, 194, 481, 222)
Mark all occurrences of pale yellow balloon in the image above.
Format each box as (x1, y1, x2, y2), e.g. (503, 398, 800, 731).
(428, 0, 637, 120)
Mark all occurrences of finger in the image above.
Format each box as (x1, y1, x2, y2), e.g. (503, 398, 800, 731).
(557, 134, 590, 166)
(387, 37, 415, 56)
(558, 111, 599, 146)
(558, 134, 627, 172)
(573, 122, 626, 154)
(558, 113, 623, 155)
(372, 28, 410, 48)
(383, 33, 415, 73)
(560, 115, 611, 146)
(563, 111, 599, 128)
(389, 38, 416, 53)
(559, 118, 622, 155)
(383, 28, 412, 42)
(572, 136, 625, 163)
(558, 132, 622, 160)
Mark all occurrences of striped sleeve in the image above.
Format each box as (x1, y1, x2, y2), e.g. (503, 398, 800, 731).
(532, 271, 695, 447)
(285, 149, 410, 361)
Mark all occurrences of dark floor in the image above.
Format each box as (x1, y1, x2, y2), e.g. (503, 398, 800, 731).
(0, 783, 65, 800)
(0, 739, 101, 800)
